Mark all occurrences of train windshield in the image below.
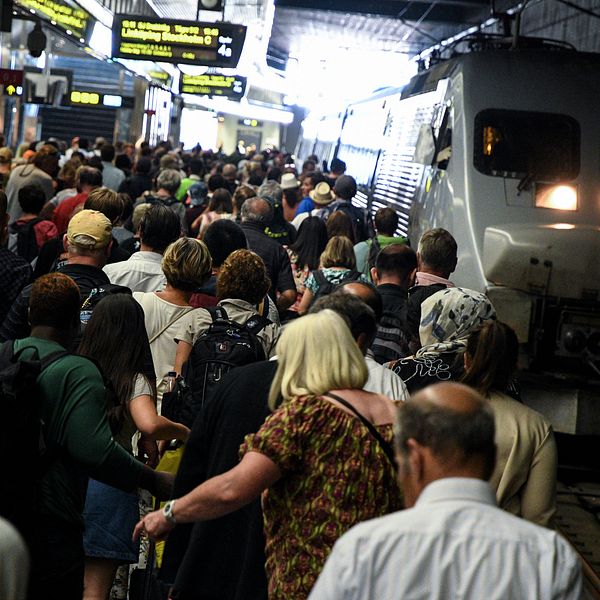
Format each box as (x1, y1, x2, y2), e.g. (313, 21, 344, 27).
(473, 109, 580, 181)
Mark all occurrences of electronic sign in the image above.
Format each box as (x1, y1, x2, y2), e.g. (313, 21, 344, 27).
(180, 73, 246, 100)
(14, 0, 93, 41)
(112, 15, 247, 68)
(68, 89, 134, 108)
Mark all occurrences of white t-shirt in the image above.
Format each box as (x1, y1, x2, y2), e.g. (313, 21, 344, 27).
(133, 292, 195, 393)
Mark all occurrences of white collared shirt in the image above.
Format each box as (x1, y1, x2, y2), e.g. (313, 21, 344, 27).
(364, 356, 409, 402)
(103, 251, 166, 292)
(309, 478, 582, 600)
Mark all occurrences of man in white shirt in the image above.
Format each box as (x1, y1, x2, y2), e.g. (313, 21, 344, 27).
(310, 382, 582, 600)
(104, 203, 181, 292)
(311, 291, 408, 402)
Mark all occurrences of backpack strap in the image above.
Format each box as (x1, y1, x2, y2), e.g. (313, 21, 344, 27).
(324, 392, 397, 470)
(207, 306, 229, 322)
(313, 269, 329, 288)
(340, 269, 361, 283)
(241, 314, 271, 336)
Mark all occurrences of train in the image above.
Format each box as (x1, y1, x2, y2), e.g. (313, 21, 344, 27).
(296, 38, 600, 434)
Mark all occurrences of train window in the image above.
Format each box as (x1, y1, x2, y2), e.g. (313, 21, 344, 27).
(473, 109, 580, 181)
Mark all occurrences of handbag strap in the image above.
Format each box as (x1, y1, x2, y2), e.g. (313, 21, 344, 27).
(149, 307, 192, 344)
(324, 392, 397, 470)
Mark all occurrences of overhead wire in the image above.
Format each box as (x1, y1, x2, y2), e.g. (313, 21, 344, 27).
(555, 0, 600, 19)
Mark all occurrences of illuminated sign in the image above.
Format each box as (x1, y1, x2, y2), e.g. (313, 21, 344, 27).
(238, 118, 262, 128)
(112, 15, 247, 67)
(0, 69, 24, 96)
(147, 68, 174, 89)
(68, 89, 134, 108)
(180, 73, 246, 100)
(15, 0, 93, 41)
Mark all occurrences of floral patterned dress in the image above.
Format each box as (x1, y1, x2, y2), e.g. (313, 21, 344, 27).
(241, 395, 402, 600)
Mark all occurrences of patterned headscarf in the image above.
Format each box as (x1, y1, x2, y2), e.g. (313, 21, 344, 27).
(416, 287, 496, 358)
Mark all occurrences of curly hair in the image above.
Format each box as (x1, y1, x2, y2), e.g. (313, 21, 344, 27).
(216, 249, 271, 304)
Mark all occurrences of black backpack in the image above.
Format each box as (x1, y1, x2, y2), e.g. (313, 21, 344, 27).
(79, 284, 132, 327)
(9, 217, 44, 263)
(325, 203, 371, 242)
(311, 269, 363, 305)
(0, 342, 67, 543)
(165, 307, 270, 428)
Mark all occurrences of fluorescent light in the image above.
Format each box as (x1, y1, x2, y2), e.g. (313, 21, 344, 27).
(182, 95, 294, 124)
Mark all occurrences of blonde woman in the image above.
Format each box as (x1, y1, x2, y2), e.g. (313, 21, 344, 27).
(133, 237, 212, 399)
(297, 235, 369, 314)
(135, 310, 402, 600)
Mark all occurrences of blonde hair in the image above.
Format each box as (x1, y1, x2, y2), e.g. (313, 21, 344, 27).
(320, 235, 356, 269)
(268, 309, 368, 409)
(162, 237, 212, 291)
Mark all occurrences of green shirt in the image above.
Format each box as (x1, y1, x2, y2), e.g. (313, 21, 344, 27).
(354, 235, 409, 279)
(14, 337, 146, 527)
(176, 175, 202, 202)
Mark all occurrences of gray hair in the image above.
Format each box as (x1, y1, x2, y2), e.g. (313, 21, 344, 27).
(258, 180, 283, 204)
(156, 169, 182, 195)
(417, 228, 458, 274)
(394, 388, 496, 479)
(240, 197, 273, 224)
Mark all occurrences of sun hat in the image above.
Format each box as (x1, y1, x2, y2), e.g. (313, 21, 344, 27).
(67, 209, 112, 249)
(310, 181, 335, 206)
(280, 172, 300, 190)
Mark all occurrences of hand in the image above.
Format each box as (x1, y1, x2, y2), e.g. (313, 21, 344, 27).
(133, 509, 175, 541)
(138, 437, 159, 468)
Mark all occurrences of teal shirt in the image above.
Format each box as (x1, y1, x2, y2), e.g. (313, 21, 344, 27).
(354, 235, 409, 279)
(13, 337, 145, 526)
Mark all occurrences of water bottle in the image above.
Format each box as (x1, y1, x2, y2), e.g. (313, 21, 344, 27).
(165, 371, 177, 394)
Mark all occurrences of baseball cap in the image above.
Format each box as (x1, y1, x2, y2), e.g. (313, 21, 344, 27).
(67, 209, 112, 249)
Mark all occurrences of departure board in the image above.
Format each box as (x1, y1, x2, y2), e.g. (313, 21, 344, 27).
(179, 73, 247, 100)
(112, 16, 247, 67)
(15, 0, 92, 41)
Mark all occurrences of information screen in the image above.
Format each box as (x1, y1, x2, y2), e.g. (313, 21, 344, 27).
(15, 0, 92, 41)
(112, 16, 247, 67)
(180, 73, 246, 100)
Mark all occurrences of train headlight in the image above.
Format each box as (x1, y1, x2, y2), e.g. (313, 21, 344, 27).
(535, 184, 578, 211)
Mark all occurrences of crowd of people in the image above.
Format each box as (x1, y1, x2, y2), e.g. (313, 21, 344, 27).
(0, 136, 581, 600)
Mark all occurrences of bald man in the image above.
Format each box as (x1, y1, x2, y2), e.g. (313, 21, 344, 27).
(310, 382, 582, 600)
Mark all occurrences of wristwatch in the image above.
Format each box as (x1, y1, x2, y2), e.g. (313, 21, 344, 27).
(163, 500, 177, 525)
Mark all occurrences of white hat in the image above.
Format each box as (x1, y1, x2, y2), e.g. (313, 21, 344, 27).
(280, 173, 301, 190)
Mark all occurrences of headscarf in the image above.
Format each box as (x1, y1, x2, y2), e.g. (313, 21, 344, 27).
(416, 287, 496, 358)
(188, 182, 208, 207)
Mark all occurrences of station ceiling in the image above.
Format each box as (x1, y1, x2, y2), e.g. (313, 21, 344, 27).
(270, 0, 517, 57)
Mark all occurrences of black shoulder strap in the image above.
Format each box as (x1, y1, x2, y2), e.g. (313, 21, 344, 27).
(39, 350, 69, 371)
(341, 269, 361, 283)
(242, 314, 271, 335)
(325, 392, 397, 470)
(207, 306, 228, 322)
(314, 269, 328, 287)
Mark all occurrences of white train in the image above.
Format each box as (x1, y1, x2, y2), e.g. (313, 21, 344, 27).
(297, 41, 600, 433)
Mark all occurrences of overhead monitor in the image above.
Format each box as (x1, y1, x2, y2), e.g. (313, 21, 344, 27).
(112, 15, 247, 68)
(14, 0, 93, 42)
(180, 73, 246, 100)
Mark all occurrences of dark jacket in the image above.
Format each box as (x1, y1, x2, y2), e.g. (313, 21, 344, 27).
(241, 222, 295, 300)
(161, 360, 277, 600)
(406, 283, 447, 341)
(118, 173, 153, 202)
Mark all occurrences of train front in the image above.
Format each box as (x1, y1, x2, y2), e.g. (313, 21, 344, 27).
(460, 50, 600, 432)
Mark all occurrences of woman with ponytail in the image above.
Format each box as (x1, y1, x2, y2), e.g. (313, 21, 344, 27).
(462, 320, 557, 527)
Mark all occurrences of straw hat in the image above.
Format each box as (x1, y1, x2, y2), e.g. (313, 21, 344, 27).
(280, 172, 300, 190)
(309, 181, 335, 206)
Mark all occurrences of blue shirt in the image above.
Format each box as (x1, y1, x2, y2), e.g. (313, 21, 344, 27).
(295, 197, 314, 215)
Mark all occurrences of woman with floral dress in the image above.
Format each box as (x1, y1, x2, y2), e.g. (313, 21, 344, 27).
(135, 310, 402, 599)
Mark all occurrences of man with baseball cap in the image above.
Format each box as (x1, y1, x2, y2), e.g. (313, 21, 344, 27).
(0, 210, 128, 342)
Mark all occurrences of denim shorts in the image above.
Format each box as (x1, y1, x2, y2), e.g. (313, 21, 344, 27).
(83, 478, 140, 563)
